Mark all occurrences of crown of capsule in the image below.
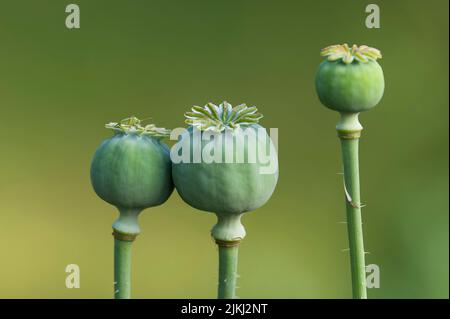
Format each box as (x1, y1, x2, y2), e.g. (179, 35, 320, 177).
(321, 43, 382, 64)
(184, 101, 263, 132)
(105, 116, 171, 137)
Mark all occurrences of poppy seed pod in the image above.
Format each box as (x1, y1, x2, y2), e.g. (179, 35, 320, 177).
(171, 101, 278, 299)
(314, 44, 385, 299)
(315, 44, 385, 113)
(172, 102, 278, 241)
(91, 117, 173, 236)
(90, 116, 173, 299)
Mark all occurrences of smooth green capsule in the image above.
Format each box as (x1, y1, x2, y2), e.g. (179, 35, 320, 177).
(91, 134, 173, 208)
(90, 117, 173, 235)
(172, 102, 278, 241)
(172, 125, 278, 215)
(315, 44, 385, 113)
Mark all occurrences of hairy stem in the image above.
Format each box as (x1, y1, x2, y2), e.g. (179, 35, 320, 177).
(339, 137, 367, 299)
(217, 242, 239, 299)
(114, 237, 133, 299)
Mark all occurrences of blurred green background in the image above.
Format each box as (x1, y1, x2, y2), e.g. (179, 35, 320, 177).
(0, 0, 448, 298)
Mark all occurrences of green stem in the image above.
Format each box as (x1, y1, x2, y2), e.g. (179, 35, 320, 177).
(111, 207, 141, 299)
(337, 112, 367, 299)
(114, 238, 133, 299)
(217, 243, 239, 299)
(211, 213, 245, 299)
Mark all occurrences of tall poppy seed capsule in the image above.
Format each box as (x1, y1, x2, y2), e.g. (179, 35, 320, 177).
(171, 102, 278, 298)
(90, 116, 173, 298)
(315, 44, 385, 299)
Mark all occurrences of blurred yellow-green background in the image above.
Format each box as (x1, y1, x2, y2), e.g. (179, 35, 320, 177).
(0, 0, 448, 298)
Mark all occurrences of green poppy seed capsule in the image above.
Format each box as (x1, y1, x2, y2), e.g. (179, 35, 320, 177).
(315, 43, 385, 113)
(90, 116, 173, 237)
(172, 102, 278, 299)
(172, 102, 279, 242)
(314, 44, 386, 298)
